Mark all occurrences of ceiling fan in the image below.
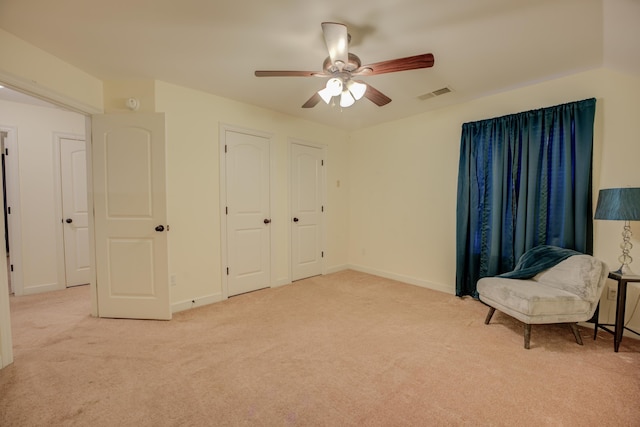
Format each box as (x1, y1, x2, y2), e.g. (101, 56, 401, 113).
(254, 22, 435, 108)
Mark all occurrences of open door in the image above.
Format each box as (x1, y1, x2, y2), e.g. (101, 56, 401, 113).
(91, 113, 170, 320)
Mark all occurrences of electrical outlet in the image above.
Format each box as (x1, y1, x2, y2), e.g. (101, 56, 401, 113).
(608, 287, 617, 300)
(170, 274, 177, 286)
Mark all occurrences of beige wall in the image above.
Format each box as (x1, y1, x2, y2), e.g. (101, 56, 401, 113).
(2, 25, 640, 364)
(348, 67, 640, 332)
(0, 28, 103, 113)
(0, 100, 86, 294)
(103, 80, 156, 114)
(153, 81, 350, 310)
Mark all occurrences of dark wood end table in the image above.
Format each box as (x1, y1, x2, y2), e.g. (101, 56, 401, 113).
(593, 271, 640, 352)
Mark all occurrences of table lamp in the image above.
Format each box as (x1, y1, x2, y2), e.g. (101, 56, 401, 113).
(594, 187, 640, 275)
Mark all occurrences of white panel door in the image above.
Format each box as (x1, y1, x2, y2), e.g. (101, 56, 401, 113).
(225, 130, 271, 296)
(92, 113, 170, 320)
(60, 138, 90, 287)
(291, 143, 323, 281)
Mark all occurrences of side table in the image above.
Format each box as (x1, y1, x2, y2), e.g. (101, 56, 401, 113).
(593, 271, 640, 352)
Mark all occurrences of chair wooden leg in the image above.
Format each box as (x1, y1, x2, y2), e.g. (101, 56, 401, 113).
(524, 324, 531, 349)
(484, 307, 496, 325)
(569, 323, 583, 345)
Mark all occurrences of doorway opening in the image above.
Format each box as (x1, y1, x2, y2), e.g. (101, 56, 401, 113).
(0, 90, 87, 295)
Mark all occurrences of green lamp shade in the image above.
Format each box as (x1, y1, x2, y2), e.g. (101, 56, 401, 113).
(594, 188, 640, 220)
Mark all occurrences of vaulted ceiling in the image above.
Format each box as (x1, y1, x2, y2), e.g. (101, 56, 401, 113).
(0, 0, 638, 130)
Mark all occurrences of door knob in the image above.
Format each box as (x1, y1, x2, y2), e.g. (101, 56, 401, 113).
(155, 225, 165, 232)
(293, 217, 299, 222)
(263, 219, 271, 224)
(65, 218, 73, 224)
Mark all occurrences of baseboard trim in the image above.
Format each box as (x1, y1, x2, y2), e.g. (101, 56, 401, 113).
(172, 293, 224, 313)
(347, 264, 454, 295)
(580, 321, 640, 341)
(169, 265, 453, 314)
(272, 278, 291, 288)
(324, 264, 349, 275)
(22, 283, 61, 295)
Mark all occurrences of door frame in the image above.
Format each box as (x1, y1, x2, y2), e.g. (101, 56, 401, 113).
(0, 126, 24, 296)
(0, 77, 100, 369)
(288, 139, 327, 280)
(0, 128, 15, 368)
(52, 132, 86, 290)
(219, 123, 276, 298)
(84, 118, 98, 317)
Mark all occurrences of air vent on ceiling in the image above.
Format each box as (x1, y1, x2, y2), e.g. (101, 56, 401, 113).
(418, 86, 452, 100)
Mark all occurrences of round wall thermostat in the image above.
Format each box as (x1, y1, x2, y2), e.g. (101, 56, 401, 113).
(126, 97, 140, 111)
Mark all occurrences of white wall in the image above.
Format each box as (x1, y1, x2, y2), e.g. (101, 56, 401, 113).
(348, 67, 640, 333)
(153, 81, 350, 311)
(0, 100, 86, 294)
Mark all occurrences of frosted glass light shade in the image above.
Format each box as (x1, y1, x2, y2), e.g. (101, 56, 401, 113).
(318, 87, 334, 104)
(326, 78, 343, 96)
(347, 80, 367, 100)
(340, 90, 355, 107)
(318, 78, 344, 104)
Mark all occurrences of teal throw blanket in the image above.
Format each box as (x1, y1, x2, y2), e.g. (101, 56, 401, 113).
(498, 245, 581, 279)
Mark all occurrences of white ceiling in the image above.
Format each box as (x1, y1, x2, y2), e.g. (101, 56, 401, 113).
(0, 0, 637, 130)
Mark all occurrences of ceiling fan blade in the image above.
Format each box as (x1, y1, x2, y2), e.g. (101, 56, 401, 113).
(321, 22, 349, 69)
(354, 53, 434, 76)
(255, 70, 325, 77)
(302, 92, 322, 108)
(361, 83, 392, 106)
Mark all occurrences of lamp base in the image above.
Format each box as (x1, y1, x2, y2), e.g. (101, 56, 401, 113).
(613, 264, 635, 276)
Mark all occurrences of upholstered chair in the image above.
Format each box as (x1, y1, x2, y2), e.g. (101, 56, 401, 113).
(477, 251, 608, 349)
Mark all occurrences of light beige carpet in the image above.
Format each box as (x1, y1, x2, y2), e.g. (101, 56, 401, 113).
(1, 270, 639, 426)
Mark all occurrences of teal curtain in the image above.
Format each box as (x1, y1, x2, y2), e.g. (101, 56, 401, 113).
(455, 98, 596, 297)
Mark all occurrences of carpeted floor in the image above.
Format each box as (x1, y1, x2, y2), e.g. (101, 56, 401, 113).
(1, 270, 639, 426)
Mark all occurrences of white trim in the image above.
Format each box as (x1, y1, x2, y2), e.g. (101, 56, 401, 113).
(268, 132, 277, 287)
(0, 271, 11, 368)
(288, 138, 327, 281)
(218, 125, 228, 299)
(219, 123, 275, 299)
(172, 293, 224, 313)
(0, 126, 24, 296)
(347, 263, 455, 295)
(0, 71, 102, 116)
(20, 282, 59, 295)
(52, 133, 85, 291)
(0, 129, 12, 365)
(84, 117, 98, 317)
(324, 264, 349, 274)
(272, 278, 292, 288)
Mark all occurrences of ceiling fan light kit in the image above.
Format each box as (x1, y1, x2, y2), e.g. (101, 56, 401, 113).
(318, 77, 343, 103)
(254, 22, 434, 109)
(318, 77, 366, 107)
(340, 90, 355, 108)
(347, 80, 367, 101)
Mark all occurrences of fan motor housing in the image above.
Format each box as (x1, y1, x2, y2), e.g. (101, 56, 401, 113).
(323, 53, 362, 74)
